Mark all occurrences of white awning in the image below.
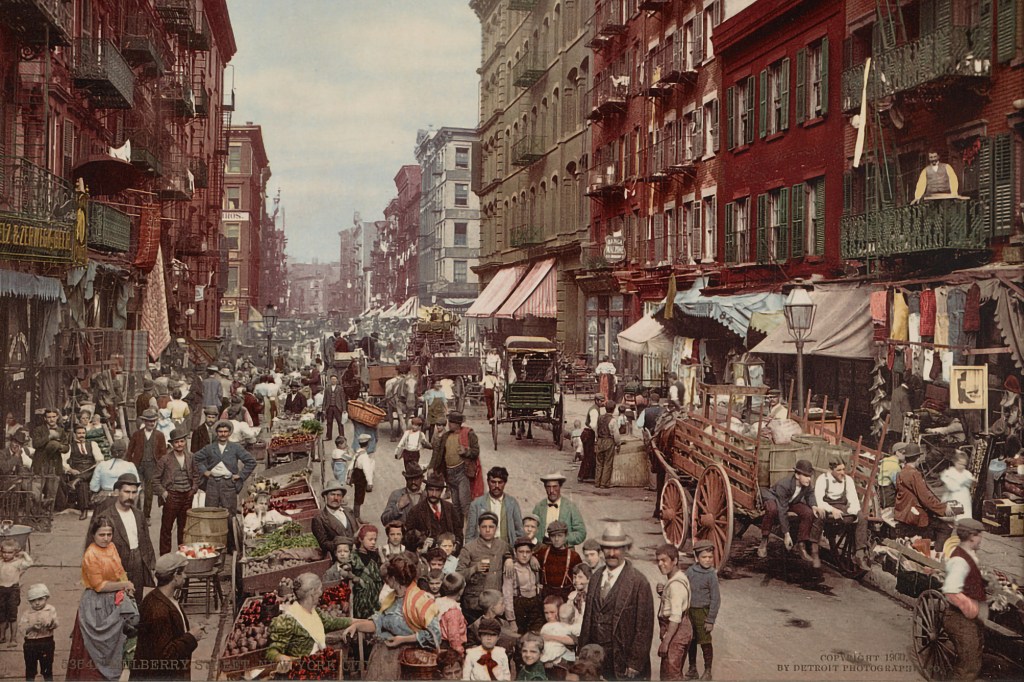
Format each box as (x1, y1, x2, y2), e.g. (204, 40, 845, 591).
(618, 315, 674, 357)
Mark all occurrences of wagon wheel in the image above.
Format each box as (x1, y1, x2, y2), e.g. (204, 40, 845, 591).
(553, 399, 564, 450)
(691, 462, 734, 570)
(912, 589, 956, 681)
(823, 522, 864, 579)
(659, 477, 690, 548)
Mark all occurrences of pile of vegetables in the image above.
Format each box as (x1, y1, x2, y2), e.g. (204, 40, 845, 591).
(248, 522, 319, 558)
(285, 647, 338, 680)
(269, 432, 317, 450)
(177, 543, 219, 560)
(318, 583, 351, 620)
(223, 592, 280, 658)
(243, 556, 313, 577)
(299, 419, 324, 436)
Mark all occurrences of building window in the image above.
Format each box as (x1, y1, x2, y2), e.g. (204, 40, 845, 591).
(454, 222, 468, 247)
(227, 266, 239, 295)
(454, 183, 469, 207)
(455, 147, 470, 169)
(703, 99, 719, 156)
(797, 39, 829, 123)
(586, 295, 626, 363)
(226, 144, 242, 173)
(223, 222, 240, 250)
(725, 197, 748, 264)
(727, 77, 755, 149)
(761, 57, 790, 137)
(453, 260, 468, 283)
(758, 187, 790, 263)
(224, 186, 241, 210)
(703, 0, 722, 61)
(702, 195, 717, 261)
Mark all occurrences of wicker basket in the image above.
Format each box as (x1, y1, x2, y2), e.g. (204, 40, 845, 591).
(399, 647, 438, 680)
(348, 399, 387, 427)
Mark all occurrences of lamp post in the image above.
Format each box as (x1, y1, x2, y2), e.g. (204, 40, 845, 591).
(783, 282, 816, 417)
(263, 303, 278, 370)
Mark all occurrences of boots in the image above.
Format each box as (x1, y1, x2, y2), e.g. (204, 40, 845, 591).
(700, 644, 713, 680)
(354, 505, 363, 524)
(810, 542, 821, 568)
(757, 536, 768, 558)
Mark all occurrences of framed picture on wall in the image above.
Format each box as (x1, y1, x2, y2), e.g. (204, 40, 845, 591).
(950, 365, 988, 410)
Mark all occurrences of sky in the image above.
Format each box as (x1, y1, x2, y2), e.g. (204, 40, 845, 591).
(226, 1, 481, 262)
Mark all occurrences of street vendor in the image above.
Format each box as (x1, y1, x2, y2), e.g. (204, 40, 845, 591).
(941, 518, 988, 681)
(894, 441, 954, 549)
(193, 420, 256, 511)
(311, 480, 359, 555)
(267, 573, 352, 674)
(811, 455, 870, 571)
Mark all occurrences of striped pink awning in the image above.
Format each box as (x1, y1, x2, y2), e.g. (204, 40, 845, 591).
(464, 265, 525, 318)
(494, 258, 557, 320)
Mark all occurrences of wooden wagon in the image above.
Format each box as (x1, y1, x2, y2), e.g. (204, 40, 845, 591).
(491, 336, 564, 451)
(650, 383, 883, 574)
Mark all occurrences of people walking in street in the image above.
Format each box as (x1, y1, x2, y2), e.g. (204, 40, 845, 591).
(93, 474, 156, 595)
(685, 540, 720, 681)
(941, 518, 987, 681)
(20, 583, 57, 682)
(654, 543, 692, 681)
(65, 424, 104, 520)
(133, 553, 204, 680)
(311, 480, 359, 556)
(466, 466, 524, 544)
(381, 463, 427, 526)
(153, 428, 200, 555)
(757, 459, 819, 565)
(531, 473, 587, 548)
(395, 417, 430, 475)
(534, 521, 582, 603)
(406, 472, 463, 549)
(578, 522, 654, 681)
(125, 408, 166, 522)
(193, 420, 257, 512)
(424, 380, 449, 440)
(578, 395, 603, 483)
(594, 401, 621, 490)
(594, 357, 617, 402)
(322, 374, 346, 441)
(348, 433, 376, 524)
(429, 412, 481, 522)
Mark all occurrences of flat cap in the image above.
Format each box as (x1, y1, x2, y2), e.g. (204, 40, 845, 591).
(477, 617, 501, 636)
(547, 520, 569, 535)
(155, 552, 188, 576)
(478, 511, 499, 526)
(446, 412, 465, 424)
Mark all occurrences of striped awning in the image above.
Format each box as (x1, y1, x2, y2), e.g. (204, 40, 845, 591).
(494, 258, 557, 320)
(465, 265, 525, 318)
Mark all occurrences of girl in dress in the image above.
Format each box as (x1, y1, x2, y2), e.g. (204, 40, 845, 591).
(350, 525, 384, 619)
(940, 450, 975, 520)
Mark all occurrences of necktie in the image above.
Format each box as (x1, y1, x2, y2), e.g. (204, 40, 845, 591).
(433, 504, 441, 521)
(601, 573, 612, 600)
(548, 502, 558, 508)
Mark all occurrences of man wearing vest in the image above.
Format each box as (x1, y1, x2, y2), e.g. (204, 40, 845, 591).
(126, 408, 167, 522)
(154, 427, 201, 554)
(465, 466, 524, 544)
(594, 402, 622, 490)
(913, 151, 960, 203)
(941, 518, 987, 680)
(65, 424, 104, 520)
(428, 412, 480, 523)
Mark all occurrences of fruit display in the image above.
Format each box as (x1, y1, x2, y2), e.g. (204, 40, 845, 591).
(299, 419, 324, 436)
(285, 646, 339, 680)
(250, 477, 281, 494)
(248, 522, 319, 558)
(177, 543, 219, 560)
(269, 431, 317, 451)
(222, 592, 280, 660)
(243, 555, 316, 577)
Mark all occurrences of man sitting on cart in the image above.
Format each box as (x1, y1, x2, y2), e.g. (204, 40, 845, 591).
(941, 518, 988, 681)
(757, 459, 818, 565)
(894, 442, 955, 549)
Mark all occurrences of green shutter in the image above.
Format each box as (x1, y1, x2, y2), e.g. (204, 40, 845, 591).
(758, 69, 767, 138)
(712, 98, 720, 152)
(993, 133, 1014, 235)
(726, 86, 735, 150)
(977, 137, 992, 234)
(745, 76, 755, 144)
(791, 183, 805, 258)
(780, 57, 790, 131)
(724, 202, 735, 263)
(820, 37, 829, 115)
(756, 194, 767, 262)
(814, 177, 826, 256)
(795, 48, 807, 124)
(777, 187, 790, 261)
(997, 0, 1018, 63)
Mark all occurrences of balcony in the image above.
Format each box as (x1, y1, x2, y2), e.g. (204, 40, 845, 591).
(123, 13, 169, 75)
(188, 15, 211, 51)
(161, 73, 195, 119)
(88, 201, 131, 253)
(191, 159, 209, 188)
(155, 0, 195, 37)
(580, 244, 612, 269)
(841, 198, 986, 259)
(840, 23, 991, 111)
(595, 0, 626, 36)
(72, 39, 135, 109)
(508, 0, 538, 9)
(0, 156, 78, 263)
(511, 135, 545, 166)
(512, 50, 547, 88)
(159, 161, 193, 201)
(0, 0, 72, 46)
(586, 169, 622, 196)
(588, 74, 629, 120)
(509, 224, 543, 247)
(645, 38, 694, 95)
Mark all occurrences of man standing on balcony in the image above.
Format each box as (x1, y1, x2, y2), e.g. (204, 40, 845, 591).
(912, 151, 961, 203)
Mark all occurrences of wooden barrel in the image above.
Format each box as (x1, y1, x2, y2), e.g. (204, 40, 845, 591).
(183, 507, 230, 546)
(820, 443, 854, 473)
(792, 435, 827, 462)
(610, 438, 652, 488)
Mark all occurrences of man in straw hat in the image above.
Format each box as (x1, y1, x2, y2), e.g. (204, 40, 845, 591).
(134, 553, 205, 680)
(126, 408, 167, 522)
(894, 440, 954, 548)
(94, 473, 156, 592)
(311, 479, 359, 556)
(940, 518, 987, 680)
(193, 420, 256, 512)
(757, 459, 819, 566)
(153, 427, 201, 555)
(531, 473, 587, 547)
(579, 522, 654, 680)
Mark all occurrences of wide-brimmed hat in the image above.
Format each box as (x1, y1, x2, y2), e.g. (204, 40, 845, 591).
(207, 365, 218, 373)
(425, 472, 446, 490)
(321, 480, 347, 497)
(220, 367, 232, 377)
(155, 552, 188, 576)
(403, 463, 425, 480)
(213, 419, 234, 433)
(140, 408, 159, 421)
(169, 427, 190, 442)
(901, 443, 924, 462)
(113, 473, 140, 490)
(540, 472, 566, 484)
(794, 459, 814, 476)
(597, 522, 632, 548)
(447, 412, 465, 425)
(9, 429, 28, 445)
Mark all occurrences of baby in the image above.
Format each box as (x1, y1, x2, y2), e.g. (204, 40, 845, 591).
(330, 435, 353, 484)
(539, 598, 576, 665)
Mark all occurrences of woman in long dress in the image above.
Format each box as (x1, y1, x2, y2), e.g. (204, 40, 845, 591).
(66, 515, 136, 681)
(940, 450, 975, 520)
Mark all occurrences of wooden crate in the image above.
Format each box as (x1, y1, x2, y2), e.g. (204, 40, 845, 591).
(241, 557, 332, 595)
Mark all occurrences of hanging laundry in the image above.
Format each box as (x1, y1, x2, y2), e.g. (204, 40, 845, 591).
(947, 286, 966, 362)
(934, 286, 950, 346)
(919, 289, 936, 336)
(923, 348, 936, 380)
(963, 283, 982, 333)
(890, 292, 909, 341)
(940, 349, 954, 384)
(906, 291, 920, 316)
(870, 290, 889, 341)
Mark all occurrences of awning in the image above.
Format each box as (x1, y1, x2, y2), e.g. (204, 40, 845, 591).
(750, 285, 874, 359)
(494, 258, 557, 320)
(379, 304, 399, 319)
(0, 269, 66, 302)
(443, 298, 476, 308)
(465, 265, 525, 318)
(749, 311, 785, 334)
(656, 276, 785, 338)
(395, 296, 419, 318)
(618, 315, 674, 357)
(248, 306, 264, 331)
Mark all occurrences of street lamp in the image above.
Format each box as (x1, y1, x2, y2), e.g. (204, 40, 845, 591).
(783, 281, 816, 417)
(263, 303, 278, 369)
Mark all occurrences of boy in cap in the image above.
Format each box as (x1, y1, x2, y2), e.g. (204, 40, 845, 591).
(534, 520, 582, 603)
(521, 514, 541, 546)
(503, 536, 544, 634)
(581, 539, 603, 572)
(463, 617, 511, 680)
(20, 583, 57, 681)
(757, 459, 819, 565)
(348, 433, 376, 523)
(136, 553, 204, 679)
(685, 541, 720, 681)
(655, 543, 692, 681)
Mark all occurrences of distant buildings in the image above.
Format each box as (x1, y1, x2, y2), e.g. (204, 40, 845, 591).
(379, 165, 423, 308)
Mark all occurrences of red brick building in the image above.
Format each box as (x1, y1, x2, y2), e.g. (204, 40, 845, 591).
(377, 164, 421, 308)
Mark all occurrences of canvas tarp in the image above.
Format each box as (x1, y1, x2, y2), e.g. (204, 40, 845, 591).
(656, 276, 785, 339)
(750, 285, 874, 359)
(618, 315, 674, 357)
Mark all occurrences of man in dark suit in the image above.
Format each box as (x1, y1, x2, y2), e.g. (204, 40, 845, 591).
(190, 407, 219, 453)
(322, 374, 346, 441)
(193, 420, 256, 511)
(311, 480, 360, 556)
(579, 523, 654, 681)
(95, 473, 156, 593)
(126, 408, 167, 521)
(154, 428, 201, 555)
(30, 408, 67, 501)
(133, 552, 204, 680)
(405, 472, 463, 550)
(757, 459, 819, 565)
(283, 382, 308, 415)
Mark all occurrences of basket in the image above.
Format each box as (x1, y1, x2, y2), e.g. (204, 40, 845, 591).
(347, 399, 387, 427)
(399, 647, 438, 680)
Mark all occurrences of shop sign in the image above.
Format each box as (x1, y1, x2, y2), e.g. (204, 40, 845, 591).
(195, 284, 206, 302)
(0, 216, 83, 264)
(604, 234, 625, 262)
(222, 211, 249, 222)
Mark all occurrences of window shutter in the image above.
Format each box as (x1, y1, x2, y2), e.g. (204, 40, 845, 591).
(653, 212, 665, 261)
(865, 162, 878, 213)
(726, 86, 735, 150)
(692, 202, 703, 260)
(977, 137, 992, 234)
(758, 69, 767, 139)
(780, 57, 790, 131)
(777, 187, 790, 261)
(993, 133, 1014, 236)
(745, 76, 755, 144)
(693, 112, 704, 158)
(62, 120, 76, 177)
(724, 202, 735, 263)
(997, 0, 1018, 63)
(712, 99, 720, 152)
(693, 17, 703, 64)
(795, 48, 807, 123)
(791, 183, 805, 258)
(814, 177, 826, 255)
(756, 194, 767, 263)
(820, 36, 829, 115)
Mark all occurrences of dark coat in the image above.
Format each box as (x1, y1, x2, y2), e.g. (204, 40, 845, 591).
(190, 422, 216, 453)
(133, 588, 197, 680)
(322, 384, 346, 411)
(579, 561, 655, 680)
(30, 424, 66, 475)
(193, 441, 256, 491)
(126, 428, 167, 467)
(311, 506, 360, 555)
(94, 499, 156, 590)
(152, 449, 201, 498)
(405, 497, 463, 549)
(760, 473, 818, 537)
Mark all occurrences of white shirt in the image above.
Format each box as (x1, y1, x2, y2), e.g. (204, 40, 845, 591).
(545, 498, 560, 527)
(813, 471, 861, 516)
(329, 507, 349, 529)
(481, 375, 500, 390)
(601, 561, 625, 595)
(488, 494, 505, 535)
(117, 506, 139, 550)
(463, 645, 511, 681)
(595, 362, 616, 375)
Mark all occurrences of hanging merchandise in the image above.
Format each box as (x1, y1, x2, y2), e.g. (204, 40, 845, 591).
(947, 286, 968, 363)
(934, 286, 950, 346)
(869, 356, 887, 439)
(870, 290, 889, 341)
(919, 289, 936, 336)
(890, 292, 909, 341)
(963, 283, 982, 333)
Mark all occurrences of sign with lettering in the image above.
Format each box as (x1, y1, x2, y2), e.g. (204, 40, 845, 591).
(603, 234, 625, 262)
(134, 205, 161, 271)
(0, 218, 80, 264)
(221, 211, 249, 222)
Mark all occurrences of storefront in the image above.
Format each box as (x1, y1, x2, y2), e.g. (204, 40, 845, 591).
(585, 293, 628, 365)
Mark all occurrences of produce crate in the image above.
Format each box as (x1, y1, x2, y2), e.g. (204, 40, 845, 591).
(273, 476, 314, 498)
(218, 596, 274, 679)
(241, 557, 332, 595)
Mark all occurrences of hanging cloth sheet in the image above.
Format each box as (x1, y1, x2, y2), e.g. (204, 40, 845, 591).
(890, 292, 909, 341)
(139, 246, 171, 360)
(919, 289, 936, 336)
(870, 290, 889, 341)
(935, 287, 950, 345)
(963, 283, 982, 333)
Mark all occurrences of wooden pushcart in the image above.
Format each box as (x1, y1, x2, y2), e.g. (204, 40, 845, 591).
(491, 336, 564, 452)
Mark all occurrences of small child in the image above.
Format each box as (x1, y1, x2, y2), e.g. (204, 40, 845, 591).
(20, 584, 57, 681)
(521, 515, 541, 546)
(437, 532, 460, 575)
(347, 433, 376, 522)
(517, 632, 548, 680)
(580, 538, 603, 572)
(381, 520, 406, 560)
(467, 589, 511, 649)
(0, 540, 32, 644)
(686, 540, 721, 681)
(569, 420, 584, 463)
(437, 573, 469, 656)
(424, 568, 444, 596)
(394, 416, 429, 474)
(655, 543, 692, 681)
(503, 537, 543, 634)
(323, 538, 357, 585)
(463, 617, 511, 680)
(567, 563, 592, 630)
(539, 598, 576, 666)
(330, 435, 353, 485)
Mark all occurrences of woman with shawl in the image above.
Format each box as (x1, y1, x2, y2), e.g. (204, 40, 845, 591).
(266, 573, 351, 674)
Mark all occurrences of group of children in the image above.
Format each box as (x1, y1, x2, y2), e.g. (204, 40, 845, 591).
(0, 539, 58, 681)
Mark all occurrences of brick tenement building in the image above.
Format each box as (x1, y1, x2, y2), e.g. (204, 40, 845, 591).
(378, 164, 421, 308)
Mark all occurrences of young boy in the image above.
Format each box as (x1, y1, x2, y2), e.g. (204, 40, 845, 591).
(521, 515, 541, 547)
(330, 435, 353, 486)
(467, 589, 515, 651)
(539, 597, 575, 666)
(437, 532, 460, 575)
(686, 540, 721, 681)
(517, 632, 547, 681)
(503, 537, 544, 634)
(463, 617, 511, 680)
(381, 520, 406, 559)
(655, 543, 692, 681)
(437, 573, 468, 656)
(0, 540, 32, 644)
(569, 420, 584, 463)
(323, 537, 357, 585)
(534, 521, 581, 602)
(424, 569, 444, 596)
(347, 433, 376, 523)
(394, 416, 429, 474)
(580, 538, 603, 572)
(20, 584, 57, 681)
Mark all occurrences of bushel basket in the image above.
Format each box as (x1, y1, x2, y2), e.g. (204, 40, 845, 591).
(347, 399, 386, 427)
